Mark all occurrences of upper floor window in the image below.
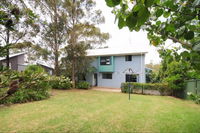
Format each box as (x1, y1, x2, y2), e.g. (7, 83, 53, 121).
(125, 55, 132, 61)
(100, 56, 111, 65)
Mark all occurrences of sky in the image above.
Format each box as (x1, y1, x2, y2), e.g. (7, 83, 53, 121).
(95, 1, 161, 64)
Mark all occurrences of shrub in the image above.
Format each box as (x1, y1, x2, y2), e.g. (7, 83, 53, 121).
(24, 65, 45, 75)
(121, 82, 171, 95)
(0, 69, 50, 104)
(76, 81, 90, 89)
(187, 92, 200, 104)
(49, 76, 72, 89)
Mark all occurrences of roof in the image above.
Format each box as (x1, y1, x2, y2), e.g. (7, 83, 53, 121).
(21, 61, 54, 69)
(0, 52, 26, 61)
(87, 48, 148, 57)
(36, 62, 54, 69)
(145, 67, 153, 70)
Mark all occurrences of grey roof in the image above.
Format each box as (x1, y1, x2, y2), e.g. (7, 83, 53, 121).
(0, 52, 26, 61)
(37, 62, 54, 69)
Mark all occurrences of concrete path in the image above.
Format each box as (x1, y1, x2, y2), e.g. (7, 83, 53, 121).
(92, 87, 121, 93)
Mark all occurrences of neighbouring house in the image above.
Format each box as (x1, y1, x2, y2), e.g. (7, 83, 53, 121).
(0, 52, 26, 71)
(86, 48, 147, 88)
(0, 52, 54, 75)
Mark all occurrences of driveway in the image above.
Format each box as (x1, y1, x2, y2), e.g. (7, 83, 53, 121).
(92, 87, 121, 92)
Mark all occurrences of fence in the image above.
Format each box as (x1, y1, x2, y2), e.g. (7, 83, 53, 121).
(185, 79, 200, 98)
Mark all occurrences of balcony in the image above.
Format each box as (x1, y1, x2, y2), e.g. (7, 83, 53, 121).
(98, 56, 114, 72)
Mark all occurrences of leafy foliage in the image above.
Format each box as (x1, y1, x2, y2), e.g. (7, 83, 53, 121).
(48, 76, 72, 90)
(157, 48, 200, 92)
(187, 92, 200, 104)
(0, 67, 50, 104)
(76, 81, 90, 89)
(24, 65, 45, 74)
(106, 0, 200, 47)
(105, 0, 200, 72)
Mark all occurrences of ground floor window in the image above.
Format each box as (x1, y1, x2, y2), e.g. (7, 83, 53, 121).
(102, 73, 112, 79)
(126, 74, 138, 82)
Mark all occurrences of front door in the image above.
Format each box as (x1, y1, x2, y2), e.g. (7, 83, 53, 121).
(94, 73, 98, 86)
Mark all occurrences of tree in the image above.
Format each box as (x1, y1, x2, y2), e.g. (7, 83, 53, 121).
(145, 59, 161, 83)
(146, 62, 160, 73)
(105, 0, 200, 70)
(12, 42, 50, 62)
(0, 0, 39, 68)
(28, 0, 69, 76)
(156, 47, 200, 97)
(62, 0, 109, 88)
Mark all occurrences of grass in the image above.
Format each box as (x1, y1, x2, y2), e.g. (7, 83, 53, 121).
(0, 89, 200, 133)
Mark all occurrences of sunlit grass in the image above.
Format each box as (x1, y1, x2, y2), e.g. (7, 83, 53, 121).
(0, 89, 200, 133)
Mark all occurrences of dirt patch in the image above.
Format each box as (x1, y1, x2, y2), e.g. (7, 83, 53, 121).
(92, 87, 121, 92)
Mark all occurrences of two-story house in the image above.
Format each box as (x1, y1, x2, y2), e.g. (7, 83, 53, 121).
(86, 48, 147, 88)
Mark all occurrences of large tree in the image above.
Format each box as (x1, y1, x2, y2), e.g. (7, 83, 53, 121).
(62, 0, 109, 88)
(0, 0, 39, 68)
(105, 0, 200, 70)
(28, 0, 69, 76)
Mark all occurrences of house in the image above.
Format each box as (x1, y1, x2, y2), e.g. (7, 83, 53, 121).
(86, 48, 147, 88)
(0, 52, 54, 75)
(0, 52, 26, 71)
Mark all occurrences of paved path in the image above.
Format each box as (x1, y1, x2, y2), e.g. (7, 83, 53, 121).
(92, 87, 121, 92)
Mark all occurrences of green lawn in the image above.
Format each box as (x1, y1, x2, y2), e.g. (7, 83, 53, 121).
(0, 89, 200, 133)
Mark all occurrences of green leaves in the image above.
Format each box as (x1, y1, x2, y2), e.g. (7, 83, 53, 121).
(166, 24, 175, 32)
(137, 6, 150, 26)
(133, 4, 143, 12)
(107, 0, 199, 50)
(118, 16, 125, 29)
(123, 5, 150, 30)
(163, 11, 170, 18)
(126, 12, 137, 30)
(155, 9, 163, 17)
(105, 0, 121, 7)
(184, 31, 194, 40)
(145, 0, 155, 7)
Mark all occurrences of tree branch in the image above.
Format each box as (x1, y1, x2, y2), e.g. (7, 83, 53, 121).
(11, 31, 27, 45)
(0, 34, 6, 42)
(168, 36, 192, 49)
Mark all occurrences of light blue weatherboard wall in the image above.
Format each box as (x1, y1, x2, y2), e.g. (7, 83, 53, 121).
(86, 55, 146, 88)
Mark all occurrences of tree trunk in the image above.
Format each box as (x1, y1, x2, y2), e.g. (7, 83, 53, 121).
(53, 0, 59, 76)
(54, 51, 59, 76)
(72, 57, 75, 88)
(71, 0, 76, 88)
(6, 29, 10, 69)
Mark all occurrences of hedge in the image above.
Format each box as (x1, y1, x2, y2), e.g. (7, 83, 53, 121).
(121, 82, 171, 95)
